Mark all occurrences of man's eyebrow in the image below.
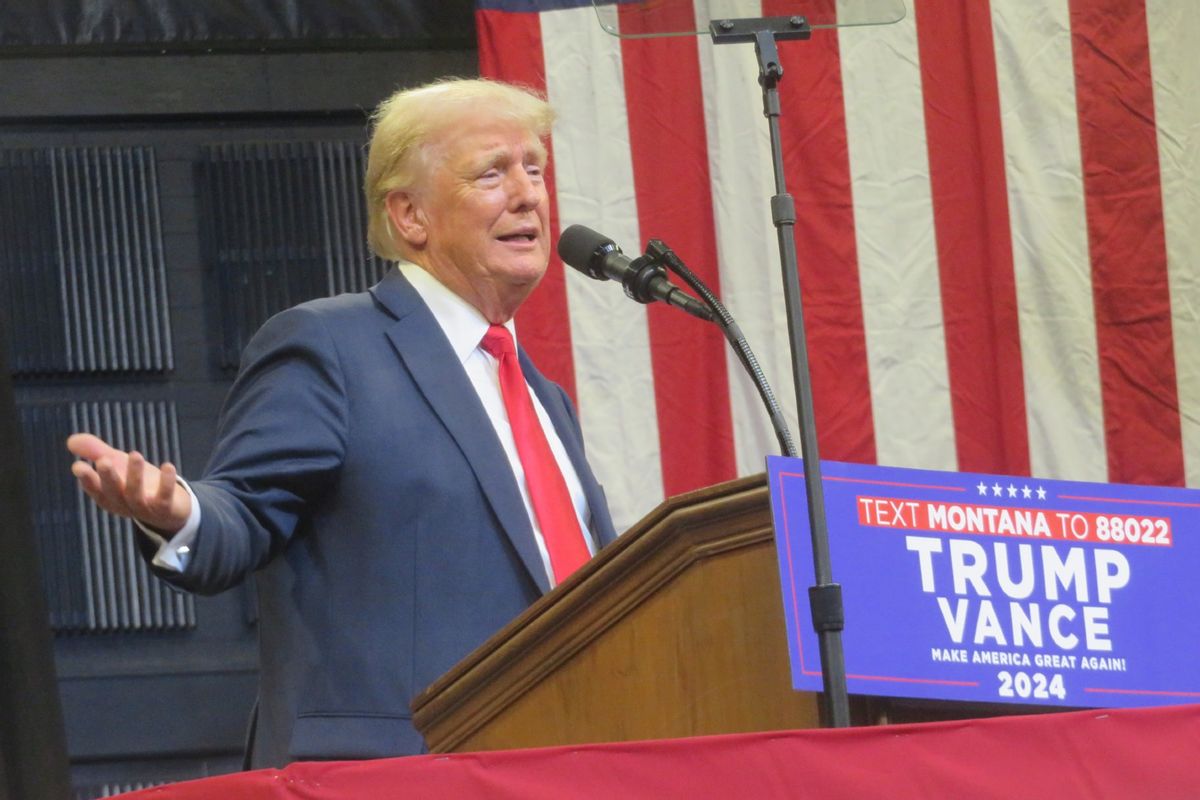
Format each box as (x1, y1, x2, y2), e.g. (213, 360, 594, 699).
(468, 145, 547, 173)
(526, 142, 548, 165)
(468, 148, 510, 173)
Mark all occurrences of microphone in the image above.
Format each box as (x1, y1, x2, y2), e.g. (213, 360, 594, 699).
(557, 225, 714, 322)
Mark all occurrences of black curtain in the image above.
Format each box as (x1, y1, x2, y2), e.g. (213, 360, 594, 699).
(0, 315, 70, 800)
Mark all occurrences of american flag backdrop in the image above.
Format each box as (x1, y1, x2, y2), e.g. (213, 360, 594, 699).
(476, 0, 1200, 533)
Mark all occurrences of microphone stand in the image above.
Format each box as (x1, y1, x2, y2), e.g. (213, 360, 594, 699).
(706, 15, 851, 729)
(622, 218, 848, 726)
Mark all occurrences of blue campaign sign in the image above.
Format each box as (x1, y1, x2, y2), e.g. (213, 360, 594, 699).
(768, 455, 1200, 708)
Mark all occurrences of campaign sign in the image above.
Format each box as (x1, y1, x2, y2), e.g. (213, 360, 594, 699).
(768, 455, 1200, 708)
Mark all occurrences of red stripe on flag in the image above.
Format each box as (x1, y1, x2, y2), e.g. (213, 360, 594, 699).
(477, 8, 578, 405)
(915, 0, 1030, 476)
(766, 0, 876, 464)
(1068, 0, 1183, 486)
(617, 5, 736, 495)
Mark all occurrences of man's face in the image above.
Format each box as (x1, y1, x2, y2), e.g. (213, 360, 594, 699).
(403, 115, 551, 320)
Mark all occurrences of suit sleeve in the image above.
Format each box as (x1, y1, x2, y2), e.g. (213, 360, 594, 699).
(159, 304, 349, 595)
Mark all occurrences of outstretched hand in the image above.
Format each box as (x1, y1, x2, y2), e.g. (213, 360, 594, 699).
(67, 433, 192, 535)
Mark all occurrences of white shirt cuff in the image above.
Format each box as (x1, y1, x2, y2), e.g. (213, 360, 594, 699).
(134, 478, 202, 573)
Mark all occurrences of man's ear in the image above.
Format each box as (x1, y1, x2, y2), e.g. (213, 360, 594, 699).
(385, 190, 428, 249)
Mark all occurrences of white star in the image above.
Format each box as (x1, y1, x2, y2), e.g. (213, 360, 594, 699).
(1007, 484, 1018, 498)
(977, 481, 989, 496)
(1037, 486, 1047, 500)
(992, 483, 1003, 497)
(1022, 485, 1032, 499)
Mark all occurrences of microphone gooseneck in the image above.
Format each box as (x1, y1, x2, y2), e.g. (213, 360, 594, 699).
(555, 224, 796, 458)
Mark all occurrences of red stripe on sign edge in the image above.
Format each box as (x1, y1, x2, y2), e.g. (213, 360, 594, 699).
(617, 7, 737, 497)
(477, 8, 579, 407)
(1084, 687, 1200, 697)
(1068, 0, 1183, 486)
(916, 0, 1031, 476)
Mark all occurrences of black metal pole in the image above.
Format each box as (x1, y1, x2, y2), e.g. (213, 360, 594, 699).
(711, 16, 850, 728)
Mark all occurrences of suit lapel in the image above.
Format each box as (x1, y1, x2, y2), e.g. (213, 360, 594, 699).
(523, 352, 619, 548)
(371, 270, 551, 594)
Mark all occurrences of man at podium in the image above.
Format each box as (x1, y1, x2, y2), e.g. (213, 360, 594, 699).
(66, 78, 618, 767)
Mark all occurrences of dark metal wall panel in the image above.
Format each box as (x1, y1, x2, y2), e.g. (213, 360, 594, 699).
(52, 147, 174, 374)
(0, 149, 68, 373)
(319, 141, 382, 296)
(198, 140, 385, 368)
(75, 780, 159, 800)
(0, 0, 476, 52)
(20, 403, 89, 631)
(20, 400, 196, 634)
(0, 146, 173, 375)
(0, 50, 479, 122)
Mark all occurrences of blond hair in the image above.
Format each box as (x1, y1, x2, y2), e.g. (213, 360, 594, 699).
(364, 78, 555, 262)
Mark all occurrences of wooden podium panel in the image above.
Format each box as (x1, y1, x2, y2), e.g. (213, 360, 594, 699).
(412, 475, 821, 752)
(412, 474, 1053, 753)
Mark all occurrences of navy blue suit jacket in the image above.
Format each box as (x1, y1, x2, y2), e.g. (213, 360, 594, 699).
(157, 269, 618, 767)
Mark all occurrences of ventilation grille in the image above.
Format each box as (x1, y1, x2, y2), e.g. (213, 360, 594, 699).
(22, 400, 196, 633)
(75, 781, 161, 800)
(0, 147, 173, 374)
(198, 140, 385, 369)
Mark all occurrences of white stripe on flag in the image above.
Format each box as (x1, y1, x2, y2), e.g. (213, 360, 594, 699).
(991, 0, 1106, 482)
(1148, 1, 1200, 487)
(840, 7, 956, 471)
(541, 6, 665, 530)
(693, 2, 800, 476)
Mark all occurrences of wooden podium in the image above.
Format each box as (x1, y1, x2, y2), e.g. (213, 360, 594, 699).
(412, 474, 824, 753)
(412, 474, 1042, 753)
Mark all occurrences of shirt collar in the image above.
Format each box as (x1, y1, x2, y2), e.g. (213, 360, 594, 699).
(398, 261, 517, 363)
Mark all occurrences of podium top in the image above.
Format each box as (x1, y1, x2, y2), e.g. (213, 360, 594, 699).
(593, 0, 906, 39)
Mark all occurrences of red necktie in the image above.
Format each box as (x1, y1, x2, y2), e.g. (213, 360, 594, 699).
(481, 324, 590, 584)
